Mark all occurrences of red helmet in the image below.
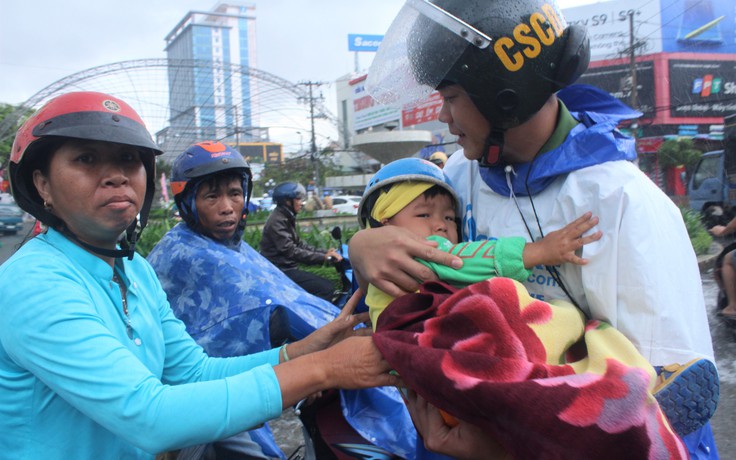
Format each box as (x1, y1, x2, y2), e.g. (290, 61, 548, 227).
(9, 91, 162, 257)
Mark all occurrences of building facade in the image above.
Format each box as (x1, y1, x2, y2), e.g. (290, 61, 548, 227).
(340, 0, 735, 189)
(158, 2, 259, 162)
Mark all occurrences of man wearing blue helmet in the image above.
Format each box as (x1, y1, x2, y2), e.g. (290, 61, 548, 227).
(260, 181, 343, 302)
(148, 142, 344, 459)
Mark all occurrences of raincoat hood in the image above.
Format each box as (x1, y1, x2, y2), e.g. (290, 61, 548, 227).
(479, 84, 641, 196)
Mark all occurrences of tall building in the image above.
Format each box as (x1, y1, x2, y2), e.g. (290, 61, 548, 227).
(158, 2, 260, 161)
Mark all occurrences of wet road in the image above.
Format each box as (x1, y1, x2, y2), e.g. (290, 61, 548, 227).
(702, 270, 735, 459)
(0, 221, 33, 262)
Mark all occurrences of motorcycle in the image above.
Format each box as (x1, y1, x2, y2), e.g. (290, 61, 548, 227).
(270, 227, 356, 348)
(327, 226, 355, 310)
(271, 226, 421, 460)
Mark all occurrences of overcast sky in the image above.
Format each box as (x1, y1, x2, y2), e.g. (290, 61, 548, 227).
(0, 0, 598, 106)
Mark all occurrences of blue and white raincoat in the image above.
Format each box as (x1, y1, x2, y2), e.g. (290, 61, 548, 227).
(148, 223, 419, 459)
(444, 85, 717, 459)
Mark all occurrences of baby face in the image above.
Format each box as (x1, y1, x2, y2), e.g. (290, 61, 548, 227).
(385, 192, 458, 243)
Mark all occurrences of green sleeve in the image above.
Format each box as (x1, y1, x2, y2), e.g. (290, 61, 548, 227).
(419, 235, 531, 287)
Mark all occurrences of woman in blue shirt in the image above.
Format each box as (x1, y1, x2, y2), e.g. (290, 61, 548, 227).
(0, 91, 396, 459)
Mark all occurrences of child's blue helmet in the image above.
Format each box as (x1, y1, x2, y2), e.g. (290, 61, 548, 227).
(358, 157, 459, 229)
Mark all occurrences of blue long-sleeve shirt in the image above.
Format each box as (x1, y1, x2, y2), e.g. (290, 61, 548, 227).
(0, 228, 283, 459)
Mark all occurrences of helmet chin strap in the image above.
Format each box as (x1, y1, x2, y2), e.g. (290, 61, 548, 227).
(285, 199, 299, 215)
(477, 128, 505, 168)
(62, 220, 139, 260)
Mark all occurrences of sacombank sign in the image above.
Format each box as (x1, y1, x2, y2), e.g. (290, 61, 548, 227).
(348, 34, 384, 52)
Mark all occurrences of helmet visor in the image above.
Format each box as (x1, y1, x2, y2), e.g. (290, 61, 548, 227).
(366, 0, 491, 108)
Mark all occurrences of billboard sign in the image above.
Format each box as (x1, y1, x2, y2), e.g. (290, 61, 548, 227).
(563, 0, 736, 60)
(577, 61, 656, 114)
(563, 0, 662, 61)
(660, 0, 736, 53)
(239, 143, 283, 164)
(402, 92, 443, 127)
(669, 59, 736, 118)
(348, 34, 384, 52)
(351, 78, 400, 131)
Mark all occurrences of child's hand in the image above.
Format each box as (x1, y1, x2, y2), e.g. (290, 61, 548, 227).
(524, 212, 602, 267)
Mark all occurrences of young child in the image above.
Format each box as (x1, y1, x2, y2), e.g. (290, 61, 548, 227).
(359, 158, 712, 457)
(357, 157, 601, 329)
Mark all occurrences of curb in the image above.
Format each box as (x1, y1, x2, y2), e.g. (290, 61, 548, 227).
(698, 241, 723, 275)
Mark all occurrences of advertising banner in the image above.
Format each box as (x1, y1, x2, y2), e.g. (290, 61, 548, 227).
(660, 0, 736, 54)
(563, 0, 662, 61)
(669, 59, 736, 117)
(351, 78, 400, 131)
(402, 92, 443, 128)
(239, 143, 283, 164)
(563, 0, 736, 60)
(348, 34, 384, 52)
(577, 61, 656, 114)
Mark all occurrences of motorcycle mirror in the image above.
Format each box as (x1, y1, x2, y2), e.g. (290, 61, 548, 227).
(331, 226, 342, 241)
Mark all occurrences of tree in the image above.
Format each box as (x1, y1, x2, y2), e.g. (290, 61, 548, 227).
(253, 147, 341, 197)
(0, 103, 20, 168)
(657, 138, 703, 178)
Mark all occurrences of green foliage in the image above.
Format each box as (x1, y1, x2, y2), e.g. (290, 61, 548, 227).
(658, 139, 703, 171)
(680, 206, 713, 256)
(156, 159, 172, 178)
(137, 208, 360, 291)
(252, 148, 342, 197)
(139, 205, 713, 292)
(242, 226, 262, 249)
(136, 207, 177, 257)
(0, 103, 25, 168)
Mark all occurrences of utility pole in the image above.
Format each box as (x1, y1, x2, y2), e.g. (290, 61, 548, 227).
(628, 11, 638, 112)
(298, 81, 326, 196)
(233, 105, 240, 149)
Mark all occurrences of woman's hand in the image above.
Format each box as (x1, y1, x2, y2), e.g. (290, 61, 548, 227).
(405, 390, 510, 460)
(348, 226, 462, 297)
(523, 212, 602, 268)
(275, 335, 399, 407)
(285, 289, 370, 360)
(273, 290, 400, 407)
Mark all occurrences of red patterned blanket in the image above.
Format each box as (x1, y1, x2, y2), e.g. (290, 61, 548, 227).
(372, 278, 688, 460)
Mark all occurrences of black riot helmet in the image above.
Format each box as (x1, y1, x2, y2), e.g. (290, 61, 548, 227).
(367, 0, 590, 165)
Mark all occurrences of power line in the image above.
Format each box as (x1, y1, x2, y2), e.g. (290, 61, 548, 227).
(298, 81, 328, 193)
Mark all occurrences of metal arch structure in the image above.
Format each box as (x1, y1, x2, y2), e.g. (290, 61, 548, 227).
(0, 58, 341, 163)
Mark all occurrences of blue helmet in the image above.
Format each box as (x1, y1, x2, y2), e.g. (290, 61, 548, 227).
(272, 181, 307, 205)
(171, 141, 252, 229)
(358, 157, 459, 228)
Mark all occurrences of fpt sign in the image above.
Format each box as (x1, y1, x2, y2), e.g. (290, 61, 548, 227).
(348, 34, 383, 52)
(669, 59, 736, 118)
